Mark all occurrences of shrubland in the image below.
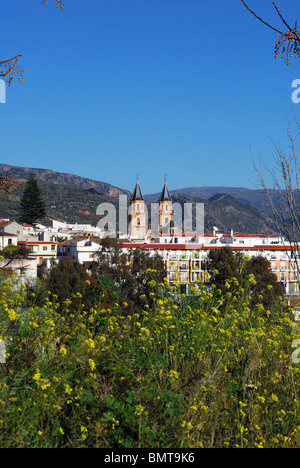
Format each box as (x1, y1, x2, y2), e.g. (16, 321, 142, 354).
(0, 256, 299, 448)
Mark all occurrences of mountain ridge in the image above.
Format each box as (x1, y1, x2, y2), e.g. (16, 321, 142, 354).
(0, 164, 130, 198)
(0, 164, 279, 235)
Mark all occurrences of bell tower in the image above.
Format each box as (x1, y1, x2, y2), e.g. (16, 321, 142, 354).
(129, 178, 147, 239)
(158, 178, 174, 235)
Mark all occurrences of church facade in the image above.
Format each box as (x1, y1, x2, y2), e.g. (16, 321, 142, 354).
(128, 179, 175, 239)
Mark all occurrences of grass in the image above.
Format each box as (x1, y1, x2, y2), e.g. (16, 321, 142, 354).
(0, 272, 299, 448)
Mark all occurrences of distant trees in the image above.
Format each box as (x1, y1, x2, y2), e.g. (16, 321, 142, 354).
(19, 174, 47, 225)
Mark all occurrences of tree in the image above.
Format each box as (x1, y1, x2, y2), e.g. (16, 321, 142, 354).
(241, 1, 300, 65)
(0, 171, 21, 197)
(47, 255, 99, 309)
(0, 56, 24, 87)
(207, 246, 241, 290)
(91, 237, 167, 314)
(0, 244, 31, 271)
(19, 174, 47, 225)
(246, 256, 284, 308)
(253, 117, 300, 286)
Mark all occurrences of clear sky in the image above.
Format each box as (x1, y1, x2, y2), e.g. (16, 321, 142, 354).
(1, 0, 299, 194)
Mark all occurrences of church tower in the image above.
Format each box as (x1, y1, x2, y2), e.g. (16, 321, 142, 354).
(158, 179, 174, 235)
(129, 179, 147, 239)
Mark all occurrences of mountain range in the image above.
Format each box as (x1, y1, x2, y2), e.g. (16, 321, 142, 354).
(0, 163, 280, 235)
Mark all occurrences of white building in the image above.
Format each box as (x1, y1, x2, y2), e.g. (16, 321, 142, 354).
(0, 220, 24, 240)
(0, 232, 18, 249)
(57, 237, 102, 268)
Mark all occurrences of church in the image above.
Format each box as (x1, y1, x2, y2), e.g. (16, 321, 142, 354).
(128, 179, 176, 239)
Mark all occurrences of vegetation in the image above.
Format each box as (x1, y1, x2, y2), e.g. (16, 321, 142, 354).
(0, 253, 299, 448)
(18, 175, 47, 226)
(0, 177, 279, 234)
(0, 172, 21, 198)
(90, 238, 167, 315)
(241, 1, 300, 66)
(207, 247, 284, 308)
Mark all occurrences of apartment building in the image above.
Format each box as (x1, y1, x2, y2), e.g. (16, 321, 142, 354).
(18, 240, 58, 272)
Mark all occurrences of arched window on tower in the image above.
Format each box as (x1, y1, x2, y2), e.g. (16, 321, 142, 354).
(137, 217, 141, 226)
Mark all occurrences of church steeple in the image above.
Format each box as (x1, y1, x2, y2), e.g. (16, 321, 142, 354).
(158, 179, 172, 202)
(131, 178, 144, 202)
(158, 178, 174, 235)
(129, 178, 146, 239)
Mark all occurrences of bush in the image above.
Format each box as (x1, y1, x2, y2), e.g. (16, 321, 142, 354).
(0, 273, 299, 448)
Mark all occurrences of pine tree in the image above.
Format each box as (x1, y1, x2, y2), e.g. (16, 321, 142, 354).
(19, 174, 47, 225)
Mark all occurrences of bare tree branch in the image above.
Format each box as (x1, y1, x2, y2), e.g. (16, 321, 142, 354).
(252, 116, 300, 286)
(0, 55, 24, 87)
(241, 1, 300, 64)
(0, 1, 67, 86)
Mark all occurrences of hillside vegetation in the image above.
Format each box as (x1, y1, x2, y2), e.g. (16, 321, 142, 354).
(0, 182, 278, 235)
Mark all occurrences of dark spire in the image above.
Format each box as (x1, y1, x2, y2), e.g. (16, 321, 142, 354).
(131, 178, 144, 201)
(158, 180, 172, 202)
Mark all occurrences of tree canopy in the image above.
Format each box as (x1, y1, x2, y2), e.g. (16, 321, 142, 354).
(19, 175, 47, 225)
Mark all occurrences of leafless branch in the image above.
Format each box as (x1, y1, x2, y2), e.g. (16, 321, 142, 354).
(241, 1, 300, 64)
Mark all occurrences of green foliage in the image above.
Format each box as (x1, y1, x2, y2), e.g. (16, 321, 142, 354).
(0, 271, 299, 448)
(91, 238, 167, 314)
(18, 174, 47, 225)
(46, 256, 100, 310)
(245, 256, 284, 308)
(208, 246, 241, 288)
(207, 247, 284, 310)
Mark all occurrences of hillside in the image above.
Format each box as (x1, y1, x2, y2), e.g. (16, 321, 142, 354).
(146, 186, 274, 213)
(170, 193, 278, 235)
(0, 164, 280, 234)
(0, 164, 130, 198)
(0, 181, 279, 235)
(0, 182, 119, 227)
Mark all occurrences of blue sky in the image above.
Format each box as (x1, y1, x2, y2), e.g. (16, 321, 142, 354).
(1, 0, 299, 194)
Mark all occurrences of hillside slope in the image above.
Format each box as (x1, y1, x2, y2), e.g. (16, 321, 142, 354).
(0, 164, 130, 198)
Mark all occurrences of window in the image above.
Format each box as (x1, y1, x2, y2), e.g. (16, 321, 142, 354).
(137, 217, 141, 226)
(181, 272, 187, 282)
(165, 218, 169, 225)
(8, 239, 12, 245)
(51, 245, 56, 251)
(165, 205, 168, 211)
(43, 246, 48, 251)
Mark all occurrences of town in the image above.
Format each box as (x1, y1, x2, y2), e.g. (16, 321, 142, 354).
(1, 178, 299, 298)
